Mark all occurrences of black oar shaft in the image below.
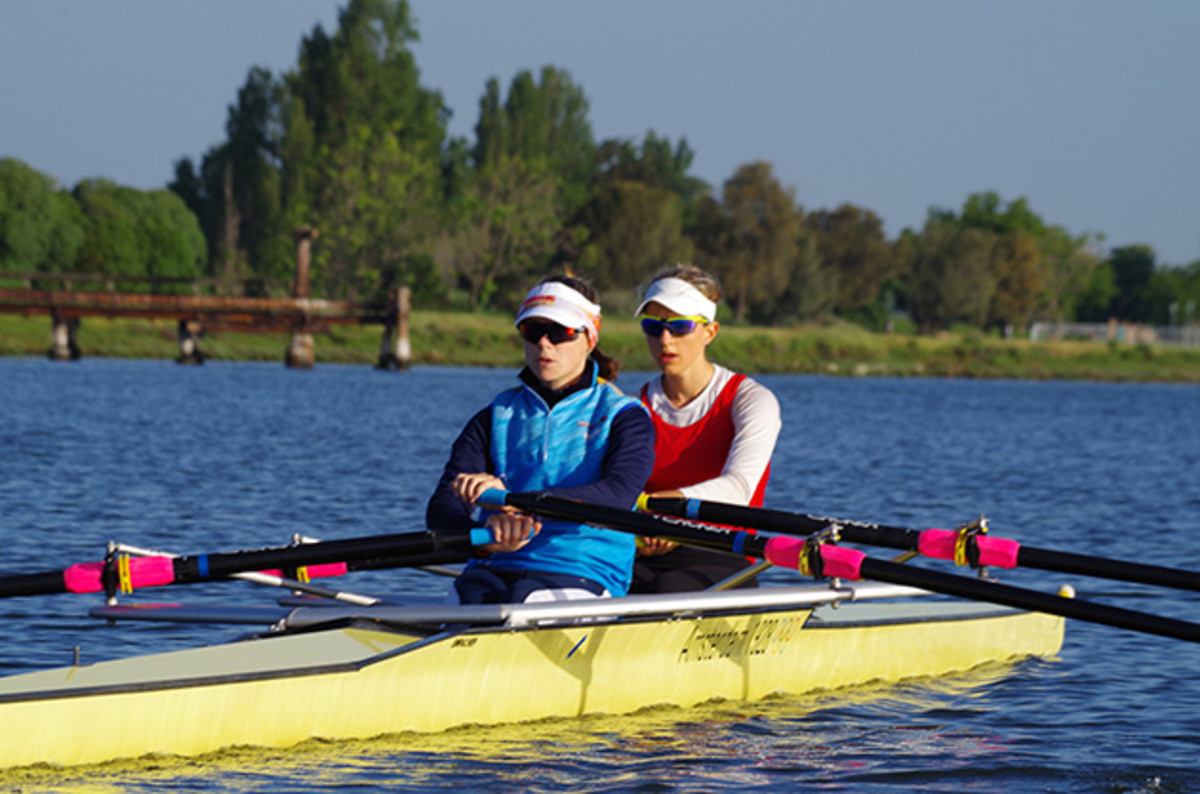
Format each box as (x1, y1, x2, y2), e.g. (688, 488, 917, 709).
(0, 570, 75, 599)
(858, 557, 1199, 644)
(0, 529, 476, 599)
(1014, 546, 1200, 592)
(498, 491, 1200, 644)
(643, 497, 1200, 593)
(170, 530, 473, 583)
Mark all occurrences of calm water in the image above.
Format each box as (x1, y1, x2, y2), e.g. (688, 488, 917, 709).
(1, 357, 1198, 792)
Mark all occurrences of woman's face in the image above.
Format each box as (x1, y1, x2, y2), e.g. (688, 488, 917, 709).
(641, 300, 718, 379)
(520, 320, 593, 391)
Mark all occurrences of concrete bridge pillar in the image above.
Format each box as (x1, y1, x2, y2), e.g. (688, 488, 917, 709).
(176, 320, 205, 365)
(377, 286, 412, 370)
(285, 332, 315, 369)
(48, 312, 80, 361)
(286, 227, 318, 369)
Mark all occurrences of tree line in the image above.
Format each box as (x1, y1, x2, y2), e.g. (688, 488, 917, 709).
(3, 0, 1198, 332)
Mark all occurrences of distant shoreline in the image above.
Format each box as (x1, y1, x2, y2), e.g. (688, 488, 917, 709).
(3, 313, 1199, 383)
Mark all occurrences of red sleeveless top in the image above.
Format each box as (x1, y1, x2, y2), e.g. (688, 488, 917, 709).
(640, 373, 770, 505)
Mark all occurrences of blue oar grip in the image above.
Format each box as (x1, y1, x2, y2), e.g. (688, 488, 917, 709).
(477, 488, 508, 510)
(469, 528, 494, 547)
(685, 499, 702, 520)
(196, 554, 210, 578)
(732, 533, 746, 555)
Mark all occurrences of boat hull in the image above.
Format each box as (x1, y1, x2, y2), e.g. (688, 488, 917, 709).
(0, 597, 1063, 769)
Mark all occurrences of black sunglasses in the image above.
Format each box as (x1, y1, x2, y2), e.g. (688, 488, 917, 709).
(518, 320, 586, 345)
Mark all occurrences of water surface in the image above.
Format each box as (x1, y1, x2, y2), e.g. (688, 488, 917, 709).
(1, 358, 1197, 791)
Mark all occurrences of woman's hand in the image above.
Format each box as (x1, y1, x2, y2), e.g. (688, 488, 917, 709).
(637, 536, 679, 556)
(453, 473, 507, 506)
(637, 489, 684, 555)
(479, 512, 541, 553)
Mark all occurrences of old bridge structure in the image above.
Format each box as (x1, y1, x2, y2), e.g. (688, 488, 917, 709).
(0, 229, 412, 369)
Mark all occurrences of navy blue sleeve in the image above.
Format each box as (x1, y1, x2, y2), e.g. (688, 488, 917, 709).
(543, 404, 655, 510)
(425, 406, 493, 531)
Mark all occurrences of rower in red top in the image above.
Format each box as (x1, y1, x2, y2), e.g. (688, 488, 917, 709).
(630, 264, 782, 594)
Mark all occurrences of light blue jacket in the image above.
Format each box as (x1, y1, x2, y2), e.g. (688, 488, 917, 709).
(473, 370, 644, 595)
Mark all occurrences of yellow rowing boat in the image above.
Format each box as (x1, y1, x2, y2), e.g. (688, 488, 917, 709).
(0, 582, 1063, 769)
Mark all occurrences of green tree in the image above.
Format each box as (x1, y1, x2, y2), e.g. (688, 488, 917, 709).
(170, 145, 246, 284)
(987, 231, 1044, 331)
(1108, 244, 1156, 321)
(1074, 261, 1118, 322)
(73, 180, 205, 283)
(172, 0, 448, 293)
(698, 162, 801, 323)
(1037, 227, 1101, 323)
(225, 66, 291, 284)
(904, 220, 997, 333)
(774, 228, 834, 323)
(291, 0, 445, 154)
(959, 191, 1046, 237)
(472, 67, 596, 216)
(436, 157, 559, 309)
(595, 131, 708, 228)
(73, 180, 144, 278)
(0, 159, 85, 274)
(72, 180, 205, 284)
(1149, 261, 1200, 326)
(570, 180, 693, 291)
(314, 123, 438, 299)
(949, 192, 1050, 330)
(805, 203, 894, 315)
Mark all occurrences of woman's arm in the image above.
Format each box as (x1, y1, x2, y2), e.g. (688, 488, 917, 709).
(680, 378, 781, 504)
(425, 406, 494, 530)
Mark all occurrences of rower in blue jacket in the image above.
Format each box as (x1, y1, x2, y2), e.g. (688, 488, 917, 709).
(426, 274, 654, 604)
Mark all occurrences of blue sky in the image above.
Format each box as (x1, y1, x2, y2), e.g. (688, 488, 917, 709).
(3, 0, 1198, 265)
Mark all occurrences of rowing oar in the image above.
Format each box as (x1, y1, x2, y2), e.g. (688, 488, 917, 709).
(478, 489, 1200, 644)
(0, 528, 486, 600)
(639, 496, 1200, 594)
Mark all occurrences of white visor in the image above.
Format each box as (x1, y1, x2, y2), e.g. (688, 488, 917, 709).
(635, 277, 718, 322)
(515, 282, 602, 340)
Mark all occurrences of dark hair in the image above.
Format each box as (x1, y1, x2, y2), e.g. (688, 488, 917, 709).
(538, 274, 621, 381)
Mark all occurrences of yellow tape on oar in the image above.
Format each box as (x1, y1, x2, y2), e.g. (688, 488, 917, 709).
(117, 554, 134, 594)
(953, 517, 988, 567)
(797, 543, 813, 577)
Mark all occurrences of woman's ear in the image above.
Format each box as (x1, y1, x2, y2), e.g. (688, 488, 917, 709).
(704, 320, 720, 345)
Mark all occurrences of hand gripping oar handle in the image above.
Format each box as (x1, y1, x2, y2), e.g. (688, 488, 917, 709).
(477, 489, 771, 558)
(0, 528, 489, 599)
(481, 489, 1200, 644)
(640, 496, 1200, 593)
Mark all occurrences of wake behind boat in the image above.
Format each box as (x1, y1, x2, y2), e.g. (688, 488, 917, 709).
(0, 582, 1063, 769)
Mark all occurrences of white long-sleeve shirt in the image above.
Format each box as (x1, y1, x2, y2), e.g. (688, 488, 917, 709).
(641, 365, 782, 504)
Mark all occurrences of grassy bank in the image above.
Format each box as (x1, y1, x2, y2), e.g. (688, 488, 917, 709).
(2, 312, 1199, 382)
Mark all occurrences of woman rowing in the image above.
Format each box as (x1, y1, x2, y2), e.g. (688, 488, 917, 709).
(426, 275, 655, 604)
(630, 264, 782, 594)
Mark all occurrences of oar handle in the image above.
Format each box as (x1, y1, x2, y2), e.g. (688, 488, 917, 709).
(479, 489, 766, 557)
